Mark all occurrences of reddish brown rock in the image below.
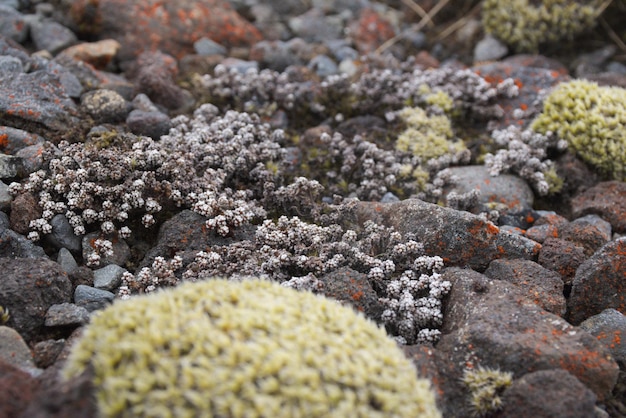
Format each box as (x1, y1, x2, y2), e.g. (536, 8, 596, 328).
(0, 359, 39, 418)
(349, 8, 396, 54)
(572, 181, 626, 233)
(68, 0, 262, 61)
(10, 191, 41, 235)
(568, 238, 626, 325)
(438, 268, 618, 405)
(57, 39, 121, 69)
(538, 238, 586, 286)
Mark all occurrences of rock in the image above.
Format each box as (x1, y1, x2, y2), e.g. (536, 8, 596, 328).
(128, 51, 192, 111)
(20, 365, 97, 418)
(0, 126, 45, 155)
(66, 0, 262, 62)
(57, 247, 79, 274)
(0, 258, 72, 343)
(317, 266, 385, 322)
(560, 214, 612, 256)
(48, 214, 82, 253)
(349, 8, 396, 54)
(437, 268, 618, 410)
(249, 40, 304, 72)
(288, 8, 343, 43)
(56, 39, 121, 69)
(44, 303, 90, 327)
(193, 37, 227, 56)
(0, 62, 80, 142)
(0, 359, 39, 418)
(537, 238, 586, 286)
(73, 285, 114, 312)
(92, 264, 126, 291)
(571, 181, 626, 233)
(474, 35, 509, 63)
(30, 19, 78, 55)
(0, 55, 23, 77)
(81, 231, 130, 268)
(472, 60, 570, 129)
(10, 191, 41, 235)
(580, 309, 626, 366)
(0, 326, 36, 371)
(0, 228, 47, 258)
(444, 165, 535, 214)
(0, 153, 24, 178)
(484, 259, 566, 316)
(80, 89, 129, 123)
(499, 369, 597, 418)
(568, 238, 626, 325)
(0, 4, 28, 43)
(126, 109, 171, 139)
(342, 199, 541, 271)
(32, 339, 65, 369)
(308, 54, 339, 77)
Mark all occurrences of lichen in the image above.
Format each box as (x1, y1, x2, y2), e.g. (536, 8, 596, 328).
(63, 279, 442, 418)
(531, 79, 626, 181)
(482, 0, 603, 52)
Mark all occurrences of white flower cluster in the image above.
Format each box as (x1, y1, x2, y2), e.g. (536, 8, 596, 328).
(484, 125, 567, 195)
(119, 255, 183, 296)
(379, 255, 451, 345)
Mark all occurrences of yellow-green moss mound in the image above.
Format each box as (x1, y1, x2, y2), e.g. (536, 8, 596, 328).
(63, 279, 441, 418)
(482, 0, 602, 52)
(531, 79, 626, 181)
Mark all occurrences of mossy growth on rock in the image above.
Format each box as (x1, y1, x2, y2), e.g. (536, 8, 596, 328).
(482, 0, 603, 52)
(531, 79, 626, 181)
(462, 366, 513, 417)
(62, 279, 441, 418)
(395, 107, 466, 161)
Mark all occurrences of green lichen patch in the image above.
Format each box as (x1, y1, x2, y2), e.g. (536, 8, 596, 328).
(482, 0, 603, 52)
(531, 79, 626, 181)
(395, 107, 466, 161)
(63, 279, 441, 418)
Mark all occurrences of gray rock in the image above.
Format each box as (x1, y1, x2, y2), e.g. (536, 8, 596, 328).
(44, 303, 90, 326)
(80, 89, 129, 123)
(93, 264, 126, 291)
(436, 268, 618, 410)
(0, 126, 45, 154)
(308, 54, 338, 77)
(288, 8, 343, 42)
(568, 238, 626, 325)
(444, 165, 534, 214)
(474, 35, 509, 63)
(560, 214, 612, 256)
(341, 198, 541, 271)
(0, 326, 36, 371)
(32, 338, 65, 369)
(131, 93, 160, 112)
(16, 143, 44, 174)
(0, 228, 47, 258)
(0, 55, 23, 78)
(48, 214, 82, 253)
(0, 181, 11, 211)
(537, 238, 586, 286)
(0, 67, 79, 141)
(580, 309, 626, 365)
(30, 19, 77, 55)
(57, 247, 79, 274)
(0, 258, 72, 343)
(0, 4, 27, 43)
(126, 109, 172, 140)
(82, 231, 131, 268)
(484, 259, 566, 316)
(499, 370, 597, 418)
(194, 37, 227, 56)
(74, 285, 114, 312)
(0, 154, 24, 179)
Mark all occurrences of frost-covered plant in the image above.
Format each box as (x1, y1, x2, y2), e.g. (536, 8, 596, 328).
(484, 125, 566, 195)
(9, 105, 285, 244)
(379, 255, 451, 345)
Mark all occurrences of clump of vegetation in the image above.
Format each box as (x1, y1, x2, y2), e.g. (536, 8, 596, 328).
(462, 366, 513, 417)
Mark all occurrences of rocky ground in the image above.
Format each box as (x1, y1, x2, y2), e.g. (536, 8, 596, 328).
(0, 0, 626, 417)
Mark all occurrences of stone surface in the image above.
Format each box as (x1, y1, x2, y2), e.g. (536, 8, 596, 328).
(571, 181, 626, 234)
(499, 369, 597, 418)
(44, 303, 90, 327)
(444, 165, 535, 214)
(0, 258, 72, 343)
(538, 238, 586, 286)
(56, 39, 121, 69)
(580, 309, 626, 366)
(560, 214, 612, 256)
(349, 8, 396, 54)
(342, 199, 541, 271)
(437, 267, 618, 411)
(73, 285, 114, 312)
(0, 325, 36, 371)
(568, 238, 626, 325)
(93, 264, 126, 291)
(484, 259, 566, 316)
(66, 0, 262, 61)
(33, 339, 66, 369)
(80, 89, 129, 123)
(0, 359, 39, 418)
